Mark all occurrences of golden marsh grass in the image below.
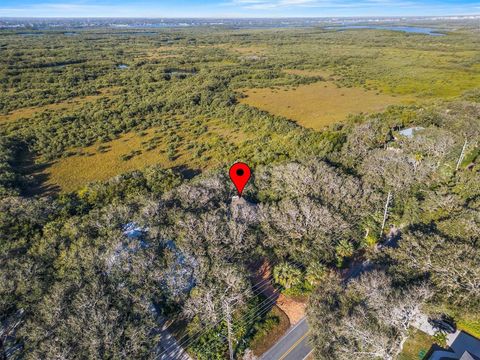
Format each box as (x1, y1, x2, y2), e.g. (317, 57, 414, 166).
(240, 81, 413, 130)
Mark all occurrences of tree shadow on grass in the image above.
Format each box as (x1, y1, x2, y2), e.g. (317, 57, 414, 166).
(14, 149, 61, 197)
(171, 165, 201, 180)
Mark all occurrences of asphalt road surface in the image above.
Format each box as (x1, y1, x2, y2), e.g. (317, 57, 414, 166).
(260, 261, 373, 360)
(260, 318, 312, 360)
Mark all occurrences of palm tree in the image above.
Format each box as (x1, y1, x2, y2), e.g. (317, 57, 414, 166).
(305, 262, 326, 286)
(335, 239, 354, 267)
(273, 262, 302, 289)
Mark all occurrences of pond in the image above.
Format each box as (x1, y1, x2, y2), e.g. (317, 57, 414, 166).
(117, 64, 129, 69)
(398, 126, 425, 138)
(19, 32, 45, 37)
(325, 25, 445, 36)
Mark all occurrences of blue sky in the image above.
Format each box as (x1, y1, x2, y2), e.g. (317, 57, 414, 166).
(0, 0, 479, 18)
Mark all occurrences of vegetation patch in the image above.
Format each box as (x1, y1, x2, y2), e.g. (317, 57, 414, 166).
(240, 81, 411, 130)
(283, 68, 335, 79)
(457, 314, 480, 339)
(250, 306, 290, 357)
(365, 48, 480, 98)
(399, 329, 433, 360)
(1, 24, 479, 360)
(41, 127, 169, 192)
(38, 118, 253, 193)
(232, 45, 268, 55)
(0, 89, 116, 124)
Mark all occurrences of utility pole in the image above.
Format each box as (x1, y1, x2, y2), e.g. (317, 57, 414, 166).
(223, 300, 234, 360)
(456, 139, 468, 171)
(380, 191, 392, 240)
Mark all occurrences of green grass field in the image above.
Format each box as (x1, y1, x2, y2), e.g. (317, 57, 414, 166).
(399, 329, 433, 360)
(41, 117, 253, 192)
(240, 80, 412, 130)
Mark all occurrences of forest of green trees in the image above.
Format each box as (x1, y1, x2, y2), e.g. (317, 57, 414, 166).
(0, 24, 479, 359)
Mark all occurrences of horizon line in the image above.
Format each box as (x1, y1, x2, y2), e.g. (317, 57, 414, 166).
(1, 14, 479, 19)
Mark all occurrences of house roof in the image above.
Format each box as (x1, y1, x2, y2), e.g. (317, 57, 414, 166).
(429, 332, 480, 360)
(451, 332, 480, 359)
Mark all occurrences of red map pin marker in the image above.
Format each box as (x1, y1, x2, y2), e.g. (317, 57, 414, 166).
(229, 162, 252, 197)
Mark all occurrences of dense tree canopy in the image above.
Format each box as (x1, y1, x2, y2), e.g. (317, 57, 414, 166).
(0, 23, 479, 359)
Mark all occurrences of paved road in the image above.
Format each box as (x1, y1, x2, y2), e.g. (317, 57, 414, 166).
(260, 318, 312, 360)
(162, 261, 372, 360)
(156, 316, 192, 360)
(261, 260, 373, 360)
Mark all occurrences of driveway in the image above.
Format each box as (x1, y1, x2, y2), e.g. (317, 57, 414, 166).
(412, 313, 436, 336)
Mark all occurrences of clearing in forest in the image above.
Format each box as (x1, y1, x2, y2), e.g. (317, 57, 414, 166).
(232, 45, 268, 55)
(42, 127, 170, 192)
(283, 68, 336, 79)
(240, 81, 412, 130)
(0, 88, 120, 124)
(39, 119, 251, 193)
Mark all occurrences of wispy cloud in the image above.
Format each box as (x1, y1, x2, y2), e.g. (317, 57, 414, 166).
(222, 0, 423, 10)
(226, 0, 321, 9)
(1, 0, 479, 17)
(0, 2, 168, 17)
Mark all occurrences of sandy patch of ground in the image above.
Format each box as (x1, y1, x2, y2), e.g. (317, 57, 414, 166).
(275, 294, 306, 325)
(250, 259, 306, 325)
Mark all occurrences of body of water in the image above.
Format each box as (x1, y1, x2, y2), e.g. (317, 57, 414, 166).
(19, 32, 45, 37)
(325, 25, 445, 36)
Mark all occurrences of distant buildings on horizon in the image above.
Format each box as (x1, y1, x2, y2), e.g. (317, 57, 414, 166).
(1, 15, 479, 30)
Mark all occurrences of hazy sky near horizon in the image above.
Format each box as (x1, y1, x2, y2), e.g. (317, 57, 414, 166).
(0, 0, 479, 18)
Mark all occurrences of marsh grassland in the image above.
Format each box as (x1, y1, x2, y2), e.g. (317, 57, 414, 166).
(43, 118, 253, 192)
(1, 26, 479, 192)
(1, 20, 480, 360)
(240, 81, 411, 130)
